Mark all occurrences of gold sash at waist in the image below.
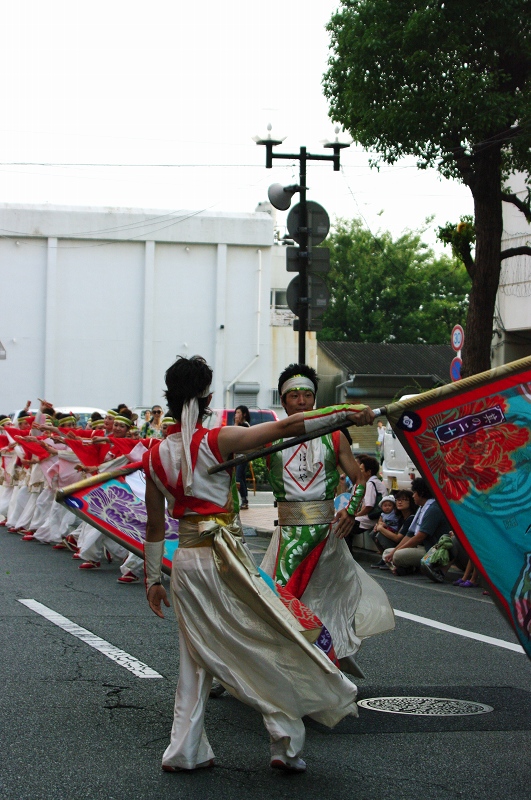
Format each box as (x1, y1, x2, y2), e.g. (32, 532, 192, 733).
(178, 514, 236, 548)
(277, 499, 336, 526)
(177, 515, 335, 674)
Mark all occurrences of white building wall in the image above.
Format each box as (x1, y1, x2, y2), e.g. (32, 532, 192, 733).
(492, 173, 531, 367)
(151, 242, 218, 399)
(0, 204, 275, 412)
(0, 237, 48, 405)
(52, 238, 145, 405)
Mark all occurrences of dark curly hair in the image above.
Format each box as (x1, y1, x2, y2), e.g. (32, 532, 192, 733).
(357, 454, 380, 477)
(277, 363, 319, 399)
(234, 405, 251, 424)
(411, 476, 433, 499)
(164, 356, 213, 422)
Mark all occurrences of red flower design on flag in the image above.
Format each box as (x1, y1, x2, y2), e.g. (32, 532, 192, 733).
(417, 395, 529, 502)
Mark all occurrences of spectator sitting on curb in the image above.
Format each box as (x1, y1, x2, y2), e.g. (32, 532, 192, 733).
(382, 477, 451, 576)
(371, 490, 417, 569)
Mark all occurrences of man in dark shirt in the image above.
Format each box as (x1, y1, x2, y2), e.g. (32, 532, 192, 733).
(383, 477, 450, 573)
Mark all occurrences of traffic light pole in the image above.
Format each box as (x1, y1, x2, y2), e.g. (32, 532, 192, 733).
(258, 137, 348, 363)
(298, 147, 308, 363)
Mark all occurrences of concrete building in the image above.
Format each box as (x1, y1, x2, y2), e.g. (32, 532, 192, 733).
(0, 202, 314, 414)
(492, 172, 531, 367)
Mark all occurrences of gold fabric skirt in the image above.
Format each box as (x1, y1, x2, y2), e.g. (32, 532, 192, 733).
(170, 514, 359, 727)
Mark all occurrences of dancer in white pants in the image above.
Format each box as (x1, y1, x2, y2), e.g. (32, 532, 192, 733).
(144, 355, 375, 773)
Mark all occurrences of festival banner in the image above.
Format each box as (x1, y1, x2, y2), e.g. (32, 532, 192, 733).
(56, 463, 178, 574)
(384, 355, 531, 660)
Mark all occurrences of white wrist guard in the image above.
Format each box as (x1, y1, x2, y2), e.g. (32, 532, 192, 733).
(303, 404, 365, 435)
(143, 539, 165, 592)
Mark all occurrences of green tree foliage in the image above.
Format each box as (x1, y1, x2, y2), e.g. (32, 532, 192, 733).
(324, 0, 531, 376)
(319, 218, 470, 345)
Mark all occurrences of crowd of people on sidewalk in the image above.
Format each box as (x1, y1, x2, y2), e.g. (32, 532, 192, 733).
(337, 454, 476, 589)
(0, 399, 175, 583)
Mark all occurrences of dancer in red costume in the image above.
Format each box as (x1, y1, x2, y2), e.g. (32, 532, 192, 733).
(144, 356, 374, 773)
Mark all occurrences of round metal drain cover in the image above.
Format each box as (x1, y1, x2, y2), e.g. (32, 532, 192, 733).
(358, 696, 494, 716)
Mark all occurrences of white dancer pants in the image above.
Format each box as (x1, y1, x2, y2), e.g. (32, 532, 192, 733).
(79, 526, 128, 564)
(162, 629, 305, 770)
(6, 485, 22, 525)
(8, 485, 32, 528)
(0, 484, 14, 518)
(29, 488, 55, 532)
(15, 491, 39, 531)
(120, 552, 144, 578)
(33, 503, 76, 544)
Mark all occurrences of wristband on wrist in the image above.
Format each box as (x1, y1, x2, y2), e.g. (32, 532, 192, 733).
(143, 539, 165, 592)
(303, 404, 367, 436)
(346, 483, 365, 517)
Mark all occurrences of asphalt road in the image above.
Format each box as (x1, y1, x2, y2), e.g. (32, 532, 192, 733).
(1, 527, 530, 800)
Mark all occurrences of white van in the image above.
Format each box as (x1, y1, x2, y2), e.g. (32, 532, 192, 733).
(10, 406, 106, 428)
(381, 395, 420, 491)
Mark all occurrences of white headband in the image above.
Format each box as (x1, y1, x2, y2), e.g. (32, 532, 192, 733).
(281, 375, 316, 397)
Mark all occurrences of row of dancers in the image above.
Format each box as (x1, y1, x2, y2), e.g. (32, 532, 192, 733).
(0, 402, 174, 582)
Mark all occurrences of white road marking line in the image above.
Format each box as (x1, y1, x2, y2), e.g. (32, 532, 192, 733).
(18, 599, 163, 678)
(394, 609, 525, 654)
(374, 571, 493, 603)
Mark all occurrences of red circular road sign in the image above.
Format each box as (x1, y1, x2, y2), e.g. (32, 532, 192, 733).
(451, 325, 465, 352)
(450, 357, 462, 382)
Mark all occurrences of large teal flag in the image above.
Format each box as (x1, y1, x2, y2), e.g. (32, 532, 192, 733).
(384, 355, 531, 660)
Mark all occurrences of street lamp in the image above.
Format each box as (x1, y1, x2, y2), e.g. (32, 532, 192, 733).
(321, 125, 352, 168)
(252, 123, 286, 169)
(254, 125, 350, 362)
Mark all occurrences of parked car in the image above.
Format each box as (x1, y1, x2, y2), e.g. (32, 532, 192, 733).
(10, 406, 107, 428)
(55, 407, 108, 428)
(381, 395, 420, 491)
(202, 408, 279, 429)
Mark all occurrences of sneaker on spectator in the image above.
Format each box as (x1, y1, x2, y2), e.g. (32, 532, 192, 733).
(395, 565, 419, 577)
(421, 563, 444, 582)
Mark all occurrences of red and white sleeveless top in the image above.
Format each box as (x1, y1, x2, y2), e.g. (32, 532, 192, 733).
(142, 423, 234, 519)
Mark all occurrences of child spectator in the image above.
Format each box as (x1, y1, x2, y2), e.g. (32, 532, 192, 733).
(378, 495, 400, 533)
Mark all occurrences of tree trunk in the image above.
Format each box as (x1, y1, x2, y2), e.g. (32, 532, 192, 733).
(461, 148, 503, 378)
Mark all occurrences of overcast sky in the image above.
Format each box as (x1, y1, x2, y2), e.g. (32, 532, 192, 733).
(0, 0, 472, 251)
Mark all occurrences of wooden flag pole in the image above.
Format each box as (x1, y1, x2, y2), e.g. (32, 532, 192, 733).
(207, 407, 387, 475)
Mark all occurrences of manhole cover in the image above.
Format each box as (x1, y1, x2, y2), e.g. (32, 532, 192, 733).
(358, 697, 494, 716)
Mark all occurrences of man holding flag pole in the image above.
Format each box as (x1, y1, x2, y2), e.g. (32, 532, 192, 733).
(259, 363, 395, 678)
